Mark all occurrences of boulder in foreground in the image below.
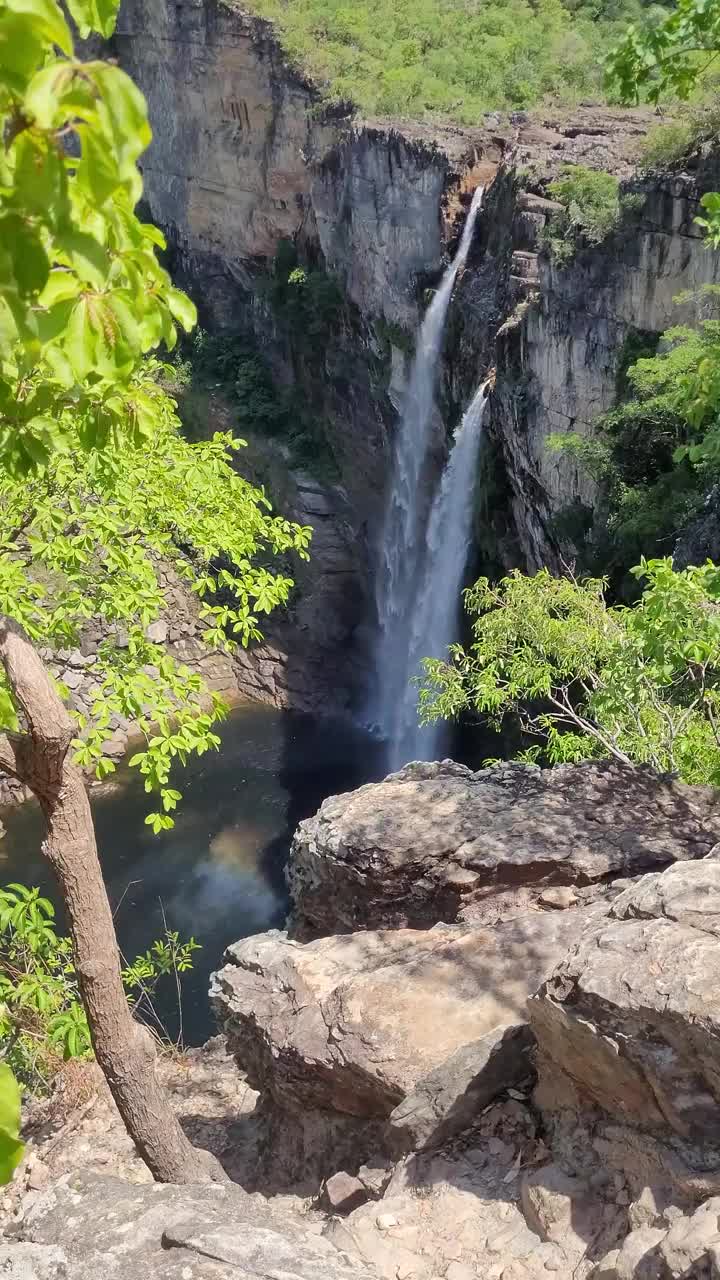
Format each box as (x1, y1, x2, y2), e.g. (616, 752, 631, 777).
(15, 1170, 373, 1280)
(210, 905, 603, 1174)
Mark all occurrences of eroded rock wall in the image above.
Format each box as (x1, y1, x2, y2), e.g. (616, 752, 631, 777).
(114, 4, 720, 705)
(114, 0, 501, 711)
(491, 162, 720, 569)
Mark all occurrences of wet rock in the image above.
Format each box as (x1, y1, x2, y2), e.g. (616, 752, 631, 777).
(289, 760, 720, 936)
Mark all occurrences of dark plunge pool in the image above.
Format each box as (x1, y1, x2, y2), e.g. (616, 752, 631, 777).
(0, 701, 385, 1046)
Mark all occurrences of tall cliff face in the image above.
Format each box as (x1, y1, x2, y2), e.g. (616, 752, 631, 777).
(115, 2, 720, 709)
(487, 157, 720, 570)
(114, 0, 503, 711)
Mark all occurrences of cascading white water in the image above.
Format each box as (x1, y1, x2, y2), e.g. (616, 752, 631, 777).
(391, 382, 489, 768)
(371, 186, 485, 755)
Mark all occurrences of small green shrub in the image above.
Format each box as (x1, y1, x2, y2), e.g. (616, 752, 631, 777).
(639, 97, 720, 171)
(640, 120, 695, 169)
(0, 883, 200, 1092)
(375, 316, 415, 359)
(169, 326, 338, 479)
(543, 165, 640, 260)
(269, 241, 344, 344)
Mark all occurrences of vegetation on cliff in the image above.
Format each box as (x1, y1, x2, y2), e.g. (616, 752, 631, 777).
(422, 0, 720, 782)
(244, 0, 651, 120)
(549, 301, 720, 573)
(545, 0, 720, 573)
(420, 559, 720, 784)
(541, 165, 644, 261)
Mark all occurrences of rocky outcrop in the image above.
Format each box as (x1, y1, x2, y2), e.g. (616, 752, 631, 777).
(210, 904, 604, 1175)
(674, 485, 720, 570)
(288, 760, 720, 936)
(595, 1197, 720, 1278)
(10, 1171, 373, 1280)
(17, 765, 720, 1279)
(463, 117, 720, 571)
(530, 857, 720, 1205)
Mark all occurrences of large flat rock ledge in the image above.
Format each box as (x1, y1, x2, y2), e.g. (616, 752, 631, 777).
(210, 905, 603, 1176)
(287, 760, 720, 936)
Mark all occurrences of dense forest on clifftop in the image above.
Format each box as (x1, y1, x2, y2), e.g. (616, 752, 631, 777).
(242, 0, 662, 118)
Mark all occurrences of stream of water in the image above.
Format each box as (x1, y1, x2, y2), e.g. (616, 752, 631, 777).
(371, 187, 486, 768)
(393, 383, 489, 767)
(0, 703, 384, 1045)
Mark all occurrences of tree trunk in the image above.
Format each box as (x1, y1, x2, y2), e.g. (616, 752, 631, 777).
(0, 618, 221, 1184)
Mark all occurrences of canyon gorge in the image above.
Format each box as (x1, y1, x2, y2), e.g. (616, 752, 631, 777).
(110, 1, 719, 743)
(6, 2, 720, 1279)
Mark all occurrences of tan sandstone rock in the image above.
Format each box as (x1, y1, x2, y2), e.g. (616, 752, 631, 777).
(531, 859, 720, 1201)
(211, 906, 602, 1176)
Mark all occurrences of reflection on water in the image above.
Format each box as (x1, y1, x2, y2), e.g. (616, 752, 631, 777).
(0, 701, 385, 1044)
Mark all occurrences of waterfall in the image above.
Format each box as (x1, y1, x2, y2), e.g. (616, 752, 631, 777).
(391, 382, 490, 768)
(370, 186, 485, 757)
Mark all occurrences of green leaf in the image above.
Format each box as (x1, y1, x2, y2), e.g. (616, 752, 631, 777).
(165, 287, 197, 333)
(0, 1065, 23, 1186)
(0, 13, 44, 89)
(13, 135, 66, 220)
(75, 126, 121, 205)
(64, 0, 120, 38)
(7, 0, 72, 55)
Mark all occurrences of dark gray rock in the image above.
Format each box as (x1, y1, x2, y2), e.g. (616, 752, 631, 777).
(388, 1025, 535, 1155)
(674, 486, 720, 569)
(288, 760, 720, 936)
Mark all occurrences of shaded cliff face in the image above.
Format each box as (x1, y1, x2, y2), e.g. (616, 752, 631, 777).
(114, 1, 492, 325)
(114, 0, 503, 712)
(115, 2, 720, 708)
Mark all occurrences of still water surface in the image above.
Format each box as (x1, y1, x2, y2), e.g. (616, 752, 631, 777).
(0, 702, 384, 1045)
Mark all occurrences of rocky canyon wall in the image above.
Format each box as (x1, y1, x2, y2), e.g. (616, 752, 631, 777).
(114, 0, 502, 711)
(114, 1, 720, 706)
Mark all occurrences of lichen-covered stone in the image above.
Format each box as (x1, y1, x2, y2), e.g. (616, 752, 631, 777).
(16, 1171, 374, 1280)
